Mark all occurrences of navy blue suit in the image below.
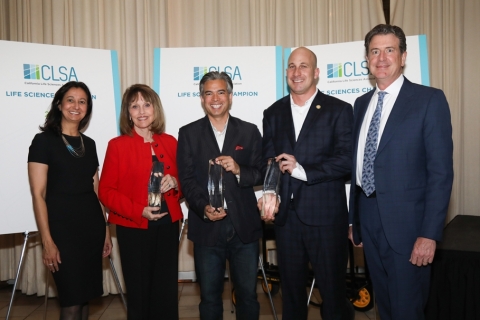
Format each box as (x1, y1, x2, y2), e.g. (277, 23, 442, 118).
(349, 77, 453, 320)
(263, 90, 353, 320)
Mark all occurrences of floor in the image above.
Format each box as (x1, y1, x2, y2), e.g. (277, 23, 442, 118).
(0, 280, 380, 319)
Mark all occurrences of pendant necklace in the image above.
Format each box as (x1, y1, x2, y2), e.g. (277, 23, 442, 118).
(62, 134, 85, 158)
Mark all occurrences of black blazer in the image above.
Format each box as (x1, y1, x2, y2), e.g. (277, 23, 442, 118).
(263, 90, 353, 227)
(177, 115, 263, 246)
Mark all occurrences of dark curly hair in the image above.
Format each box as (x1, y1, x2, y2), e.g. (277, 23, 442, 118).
(40, 81, 93, 135)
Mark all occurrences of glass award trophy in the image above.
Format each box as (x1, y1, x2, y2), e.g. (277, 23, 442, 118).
(261, 158, 281, 217)
(208, 159, 224, 212)
(148, 160, 164, 213)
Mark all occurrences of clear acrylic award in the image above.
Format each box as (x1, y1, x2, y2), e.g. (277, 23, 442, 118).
(261, 158, 281, 217)
(148, 160, 164, 213)
(208, 159, 224, 211)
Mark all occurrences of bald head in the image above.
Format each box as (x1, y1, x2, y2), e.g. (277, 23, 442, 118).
(288, 47, 317, 68)
(286, 47, 319, 100)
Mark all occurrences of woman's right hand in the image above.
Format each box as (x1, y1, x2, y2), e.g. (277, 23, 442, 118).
(43, 240, 61, 272)
(142, 206, 168, 221)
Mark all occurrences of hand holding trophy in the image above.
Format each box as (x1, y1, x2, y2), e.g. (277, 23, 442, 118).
(206, 159, 226, 220)
(261, 158, 281, 220)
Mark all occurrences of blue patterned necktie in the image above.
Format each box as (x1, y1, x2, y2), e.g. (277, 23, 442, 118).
(361, 91, 387, 196)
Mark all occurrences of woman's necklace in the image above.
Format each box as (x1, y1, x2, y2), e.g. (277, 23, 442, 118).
(62, 134, 85, 158)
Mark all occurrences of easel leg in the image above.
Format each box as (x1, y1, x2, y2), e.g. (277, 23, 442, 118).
(6, 231, 37, 320)
(43, 266, 49, 320)
(109, 256, 127, 310)
(307, 277, 316, 306)
(259, 256, 278, 320)
(178, 219, 187, 242)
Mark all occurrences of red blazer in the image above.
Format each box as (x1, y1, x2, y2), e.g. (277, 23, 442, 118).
(99, 131, 183, 229)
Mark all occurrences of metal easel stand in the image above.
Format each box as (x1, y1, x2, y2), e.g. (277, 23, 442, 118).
(6, 231, 39, 320)
(43, 267, 49, 320)
(178, 218, 187, 242)
(109, 256, 127, 310)
(307, 277, 316, 306)
(41, 254, 128, 317)
(226, 256, 278, 319)
(43, 256, 127, 319)
(259, 255, 279, 320)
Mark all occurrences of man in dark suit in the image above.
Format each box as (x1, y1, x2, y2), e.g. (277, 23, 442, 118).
(348, 24, 454, 320)
(261, 47, 353, 320)
(177, 71, 262, 320)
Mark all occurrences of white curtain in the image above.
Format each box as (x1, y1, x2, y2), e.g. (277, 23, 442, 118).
(0, 0, 384, 90)
(0, 0, 386, 295)
(390, 0, 480, 223)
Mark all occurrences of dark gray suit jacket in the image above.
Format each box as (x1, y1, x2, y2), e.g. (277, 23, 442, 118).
(177, 115, 263, 246)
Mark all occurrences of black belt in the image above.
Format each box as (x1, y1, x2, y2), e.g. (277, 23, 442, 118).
(356, 185, 376, 198)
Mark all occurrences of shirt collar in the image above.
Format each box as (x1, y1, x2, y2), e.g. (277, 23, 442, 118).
(375, 74, 404, 96)
(290, 89, 318, 108)
(209, 116, 229, 135)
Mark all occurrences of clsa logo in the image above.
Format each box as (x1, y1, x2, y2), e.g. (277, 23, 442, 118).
(327, 61, 369, 78)
(24, 64, 79, 82)
(193, 66, 242, 81)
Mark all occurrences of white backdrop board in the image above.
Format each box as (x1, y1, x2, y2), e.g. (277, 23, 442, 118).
(0, 40, 121, 235)
(153, 46, 283, 137)
(285, 35, 430, 105)
(153, 46, 283, 222)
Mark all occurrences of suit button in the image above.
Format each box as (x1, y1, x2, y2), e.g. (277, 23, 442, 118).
(167, 193, 171, 196)
(167, 165, 170, 169)
(160, 154, 164, 158)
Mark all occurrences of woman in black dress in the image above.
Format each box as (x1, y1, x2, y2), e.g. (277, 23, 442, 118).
(28, 81, 112, 320)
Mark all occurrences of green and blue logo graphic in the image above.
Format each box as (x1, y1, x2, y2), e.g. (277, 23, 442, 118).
(327, 63, 343, 78)
(24, 64, 41, 80)
(193, 67, 209, 81)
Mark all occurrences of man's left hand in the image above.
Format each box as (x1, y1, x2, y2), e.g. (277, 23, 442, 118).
(216, 156, 240, 175)
(276, 153, 297, 175)
(409, 237, 436, 267)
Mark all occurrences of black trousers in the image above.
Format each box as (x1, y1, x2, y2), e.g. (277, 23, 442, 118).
(116, 220, 179, 320)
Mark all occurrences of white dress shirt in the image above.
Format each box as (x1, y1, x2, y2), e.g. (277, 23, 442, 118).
(210, 117, 229, 152)
(289, 90, 319, 181)
(356, 75, 404, 186)
(210, 116, 239, 209)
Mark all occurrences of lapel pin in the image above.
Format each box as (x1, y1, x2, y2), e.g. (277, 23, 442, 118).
(316, 104, 321, 109)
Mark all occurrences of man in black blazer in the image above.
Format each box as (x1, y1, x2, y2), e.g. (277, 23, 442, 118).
(348, 25, 453, 320)
(261, 47, 353, 320)
(177, 71, 262, 320)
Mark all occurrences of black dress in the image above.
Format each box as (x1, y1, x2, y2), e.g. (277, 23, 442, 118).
(28, 131, 105, 307)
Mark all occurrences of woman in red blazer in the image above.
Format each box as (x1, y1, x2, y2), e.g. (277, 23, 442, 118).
(99, 84, 182, 319)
